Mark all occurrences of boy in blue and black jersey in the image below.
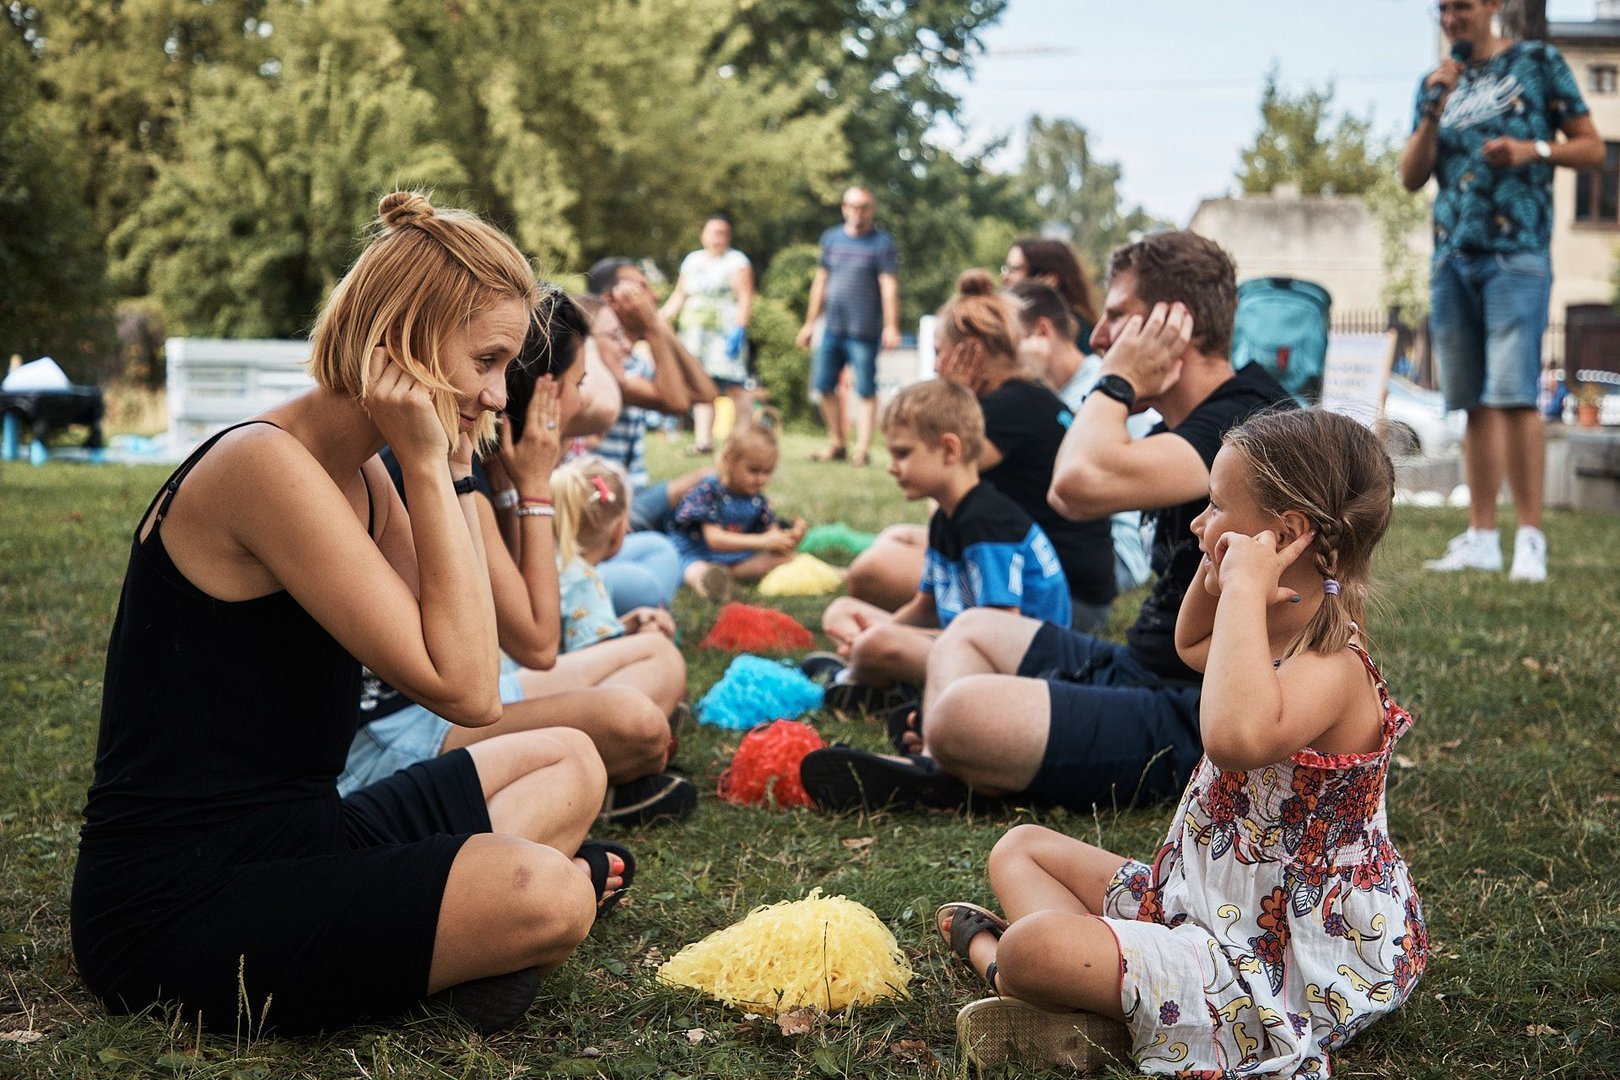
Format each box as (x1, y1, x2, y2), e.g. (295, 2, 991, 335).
(815, 379, 1070, 707)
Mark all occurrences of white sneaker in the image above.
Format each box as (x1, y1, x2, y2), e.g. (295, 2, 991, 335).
(1424, 530, 1503, 573)
(1509, 527, 1548, 583)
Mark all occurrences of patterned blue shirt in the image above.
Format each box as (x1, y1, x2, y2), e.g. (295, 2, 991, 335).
(593, 351, 652, 488)
(1415, 41, 1588, 259)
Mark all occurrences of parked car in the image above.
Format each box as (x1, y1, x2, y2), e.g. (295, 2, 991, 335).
(1381, 375, 1465, 457)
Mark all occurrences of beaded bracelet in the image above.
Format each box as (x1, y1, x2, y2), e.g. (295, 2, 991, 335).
(516, 505, 555, 519)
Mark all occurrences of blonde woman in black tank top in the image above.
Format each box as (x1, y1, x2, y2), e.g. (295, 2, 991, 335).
(72, 193, 625, 1034)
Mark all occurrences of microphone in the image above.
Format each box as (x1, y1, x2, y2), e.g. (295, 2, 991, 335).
(1424, 40, 1474, 113)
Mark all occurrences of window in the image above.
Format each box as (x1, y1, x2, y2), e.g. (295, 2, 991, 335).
(1575, 142, 1620, 224)
(1590, 64, 1619, 94)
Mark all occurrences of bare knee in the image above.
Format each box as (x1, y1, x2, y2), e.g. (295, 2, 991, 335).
(988, 823, 1060, 886)
(533, 726, 609, 809)
(992, 912, 1068, 996)
(509, 845, 596, 963)
(822, 595, 863, 635)
(600, 688, 670, 781)
(924, 682, 985, 770)
(635, 634, 687, 713)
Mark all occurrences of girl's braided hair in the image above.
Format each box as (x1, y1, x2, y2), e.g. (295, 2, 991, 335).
(1222, 408, 1395, 659)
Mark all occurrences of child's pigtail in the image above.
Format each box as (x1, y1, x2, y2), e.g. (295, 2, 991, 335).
(551, 466, 589, 566)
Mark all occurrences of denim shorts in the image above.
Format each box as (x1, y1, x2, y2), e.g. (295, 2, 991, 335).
(337, 672, 524, 796)
(811, 332, 880, 398)
(1016, 623, 1203, 813)
(1431, 250, 1551, 411)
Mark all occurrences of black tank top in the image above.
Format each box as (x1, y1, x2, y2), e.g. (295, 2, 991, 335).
(77, 422, 371, 873)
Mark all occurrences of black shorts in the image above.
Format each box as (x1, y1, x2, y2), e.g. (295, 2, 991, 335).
(75, 750, 491, 1034)
(1016, 623, 1204, 812)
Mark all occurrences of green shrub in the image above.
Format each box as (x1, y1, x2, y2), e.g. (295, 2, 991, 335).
(759, 242, 820, 317)
(749, 296, 810, 424)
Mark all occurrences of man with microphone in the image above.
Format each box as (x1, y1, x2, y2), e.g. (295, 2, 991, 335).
(1401, 0, 1601, 583)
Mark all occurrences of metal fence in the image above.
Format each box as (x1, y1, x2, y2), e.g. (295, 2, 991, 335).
(1330, 310, 1577, 390)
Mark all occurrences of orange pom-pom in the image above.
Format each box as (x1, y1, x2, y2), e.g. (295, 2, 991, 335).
(717, 720, 826, 808)
(700, 602, 815, 653)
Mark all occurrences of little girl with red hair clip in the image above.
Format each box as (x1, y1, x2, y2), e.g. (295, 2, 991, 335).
(550, 457, 676, 652)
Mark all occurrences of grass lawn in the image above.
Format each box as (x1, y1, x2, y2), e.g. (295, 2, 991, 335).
(2, 429, 1618, 1079)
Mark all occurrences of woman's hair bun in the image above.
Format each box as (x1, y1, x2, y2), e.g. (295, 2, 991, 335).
(955, 267, 998, 298)
(378, 191, 435, 229)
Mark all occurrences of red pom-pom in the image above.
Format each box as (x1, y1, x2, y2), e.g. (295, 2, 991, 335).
(716, 720, 826, 808)
(700, 602, 814, 653)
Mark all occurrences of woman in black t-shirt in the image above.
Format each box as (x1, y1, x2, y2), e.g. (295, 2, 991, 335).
(843, 271, 1115, 630)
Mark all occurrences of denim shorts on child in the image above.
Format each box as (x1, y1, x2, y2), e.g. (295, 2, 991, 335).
(337, 672, 525, 796)
(811, 332, 880, 398)
(1430, 250, 1551, 411)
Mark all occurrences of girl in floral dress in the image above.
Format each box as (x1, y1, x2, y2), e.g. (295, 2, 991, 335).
(936, 409, 1427, 1077)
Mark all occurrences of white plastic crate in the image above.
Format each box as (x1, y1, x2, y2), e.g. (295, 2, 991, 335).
(166, 338, 314, 454)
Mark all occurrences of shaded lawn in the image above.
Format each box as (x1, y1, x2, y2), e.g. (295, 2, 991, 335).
(1, 430, 1617, 1079)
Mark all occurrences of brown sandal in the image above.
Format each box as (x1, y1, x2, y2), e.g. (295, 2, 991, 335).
(810, 444, 847, 463)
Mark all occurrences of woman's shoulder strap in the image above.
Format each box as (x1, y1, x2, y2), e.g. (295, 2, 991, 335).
(145, 420, 284, 535)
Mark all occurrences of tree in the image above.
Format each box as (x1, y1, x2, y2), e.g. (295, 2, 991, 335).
(717, 0, 1029, 319)
(1237, 70, 1383, 197)
(1501, 0, 1548, 42)
(109, 0, 463, 338)
(1017, 117, 1164, 282)
(0, 27, 113, 380)
(1364, 149, 1432, 323)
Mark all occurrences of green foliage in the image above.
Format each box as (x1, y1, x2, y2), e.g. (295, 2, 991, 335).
(759, 243, 822, 319)
(105, 0, 465, 337)
(1237, 68, 1385, 197)
(747, 296, 812, 424)
(1365, 149, 1433, 323)
(1017, 116, 1165, 285)
(721, 0, 1026, 324)
(0, 28, 113, 380)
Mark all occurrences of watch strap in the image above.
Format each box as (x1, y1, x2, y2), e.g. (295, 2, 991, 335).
(1090, 374, 1137, 409)
(452, 475, 479, 496)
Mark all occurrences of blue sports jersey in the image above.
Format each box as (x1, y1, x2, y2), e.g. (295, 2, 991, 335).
(920, 483, 1071, 629)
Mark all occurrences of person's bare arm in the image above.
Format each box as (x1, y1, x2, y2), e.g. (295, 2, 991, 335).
(568, 341, 622, 438)
(797, 267, 830, 349)
(1049, 304, 1207, 520)
(483, 377, 565, 670)
(231, 358, 501, 726)
(700, 522, 795, 554)
(1400, 58, 1461, 190)
(733, 263, 755, 328)
(611, 283, 692, 413)
(878, 272, 900, 351)
(660, 278, 689, 324)
(890, 591, 939, 629)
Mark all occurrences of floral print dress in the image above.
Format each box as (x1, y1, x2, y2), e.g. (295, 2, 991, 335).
(1102, 643, 1427, 1077)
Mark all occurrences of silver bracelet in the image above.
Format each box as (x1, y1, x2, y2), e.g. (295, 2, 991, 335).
(516, 505, 555, 518)
(493, 488, 520, 509)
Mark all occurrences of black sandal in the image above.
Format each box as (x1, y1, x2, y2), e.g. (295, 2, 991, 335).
(576, 839, 636, 915)
(884, 701, 923, 753)
(936, 902, 1008, 992)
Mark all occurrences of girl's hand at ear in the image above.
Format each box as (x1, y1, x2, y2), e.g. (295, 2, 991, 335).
(1212, 528, 1315, 605)
(363, 347, 451, 466)
(500, 376, 563, 493)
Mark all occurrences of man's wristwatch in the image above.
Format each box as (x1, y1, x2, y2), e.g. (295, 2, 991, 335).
(1534, 139, 1552, 162)
(1089, 374, 1137, 410)
(452, 475, 479, 496)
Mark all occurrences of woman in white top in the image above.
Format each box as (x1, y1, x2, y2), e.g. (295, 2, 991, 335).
(661, 214, 754, 453)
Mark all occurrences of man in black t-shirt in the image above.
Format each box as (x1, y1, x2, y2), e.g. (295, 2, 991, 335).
(799, 232, 1295, 814)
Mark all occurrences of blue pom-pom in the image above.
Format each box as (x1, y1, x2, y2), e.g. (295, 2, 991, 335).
(696, 655, 825, 730)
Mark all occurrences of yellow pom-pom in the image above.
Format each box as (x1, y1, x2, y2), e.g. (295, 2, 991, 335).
(657, 888, 914, 1015)
(758, 553, 846, 597)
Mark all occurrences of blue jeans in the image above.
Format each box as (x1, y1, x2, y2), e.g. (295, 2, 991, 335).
(596, 530, 682, 613)
(1431, 250, 1551, 411)
(811, 332, 880, 398)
